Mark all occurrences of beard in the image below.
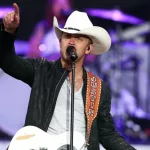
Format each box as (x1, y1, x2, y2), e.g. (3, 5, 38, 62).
(61, 50, 72, 64)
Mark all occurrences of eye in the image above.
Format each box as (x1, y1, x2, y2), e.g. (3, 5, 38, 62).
(76, 35, 83, 40)
(64, 33, 71, 38)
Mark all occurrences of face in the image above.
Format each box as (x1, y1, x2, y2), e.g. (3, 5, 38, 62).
(60, 32, 93, 64)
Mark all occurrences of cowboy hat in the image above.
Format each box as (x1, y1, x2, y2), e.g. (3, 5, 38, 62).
(53, 10, 111, 55)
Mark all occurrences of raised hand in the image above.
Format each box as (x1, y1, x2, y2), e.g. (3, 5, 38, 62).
(3, 3, 20, 33)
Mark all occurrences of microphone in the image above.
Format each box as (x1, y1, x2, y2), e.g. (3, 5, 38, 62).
(66, 46, 78, 61)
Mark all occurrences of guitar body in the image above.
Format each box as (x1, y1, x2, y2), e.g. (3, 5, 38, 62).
(8, 126, 86, 150)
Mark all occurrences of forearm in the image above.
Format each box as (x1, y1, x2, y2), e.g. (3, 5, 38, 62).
(99, 128, 136, 150)
(0, 24, 16, 55)
(0, 30, 34, 85)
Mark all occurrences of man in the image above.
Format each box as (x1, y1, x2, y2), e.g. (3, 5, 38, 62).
(0, 3, 136, 150)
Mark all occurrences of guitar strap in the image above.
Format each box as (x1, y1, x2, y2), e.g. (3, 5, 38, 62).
(85, 72, 102, 145)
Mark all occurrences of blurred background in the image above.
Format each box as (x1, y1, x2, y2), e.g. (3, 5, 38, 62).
(0, 0, 150, 149)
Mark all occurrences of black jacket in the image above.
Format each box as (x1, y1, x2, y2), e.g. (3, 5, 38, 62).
(0, 30, 136, 150)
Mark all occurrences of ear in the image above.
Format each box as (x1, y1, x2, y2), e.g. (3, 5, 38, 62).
(85, 44, 93, 54)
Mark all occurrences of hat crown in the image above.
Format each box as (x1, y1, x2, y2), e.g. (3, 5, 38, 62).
(53, 10, 111, 55)
(64, 11, 93, 30)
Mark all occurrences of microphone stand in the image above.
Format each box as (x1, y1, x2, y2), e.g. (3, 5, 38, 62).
(70, 60, 75, 150)
(68, 51, 78, 150)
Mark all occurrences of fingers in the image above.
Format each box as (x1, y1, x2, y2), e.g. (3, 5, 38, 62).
(3, 2, 19, 24)
(13, 3, 19, 16)
(3, 16, 10, 30)
(13, 3, 20, 23)
(3, 12, 13, 29)
(2, 3, 20, 32)
(3, 12, 14, 24)
(10, 11, 15, 22)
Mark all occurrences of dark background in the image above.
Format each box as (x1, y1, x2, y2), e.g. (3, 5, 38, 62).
(0, 0, 149, 40)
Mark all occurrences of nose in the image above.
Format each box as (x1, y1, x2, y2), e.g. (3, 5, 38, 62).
(69, 37, 75, 45)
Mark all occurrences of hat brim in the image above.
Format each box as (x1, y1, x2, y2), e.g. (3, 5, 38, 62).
(53, 16, 111, 55)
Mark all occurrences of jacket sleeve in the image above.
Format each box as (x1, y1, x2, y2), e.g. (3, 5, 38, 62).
(98, 81, 136, 150)
(0, 26, 45, 86)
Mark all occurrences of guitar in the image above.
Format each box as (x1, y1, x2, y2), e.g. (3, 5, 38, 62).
(8, 126, 86, 150)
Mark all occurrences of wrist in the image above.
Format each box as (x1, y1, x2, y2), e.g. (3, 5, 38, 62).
(4, 28, 16, 34)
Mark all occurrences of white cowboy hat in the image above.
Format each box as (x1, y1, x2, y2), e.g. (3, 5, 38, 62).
(53, 10, 111, 55)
